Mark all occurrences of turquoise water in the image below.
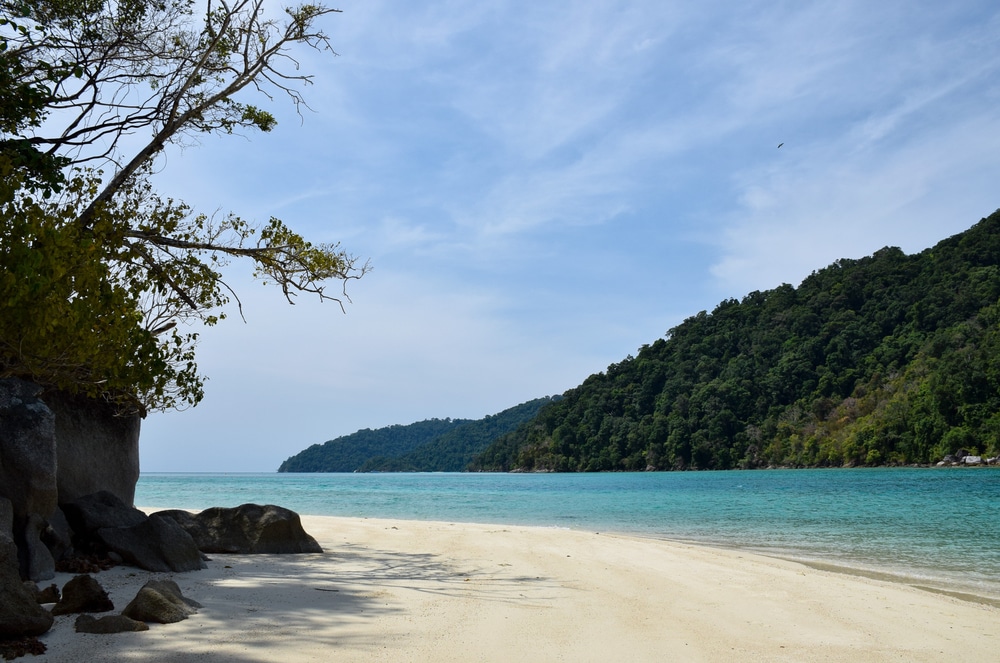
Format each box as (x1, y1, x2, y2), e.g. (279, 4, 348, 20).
(136, 468, 1000, 600)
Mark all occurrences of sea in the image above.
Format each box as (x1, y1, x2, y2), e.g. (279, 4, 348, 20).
(135, 467, 1000, 602)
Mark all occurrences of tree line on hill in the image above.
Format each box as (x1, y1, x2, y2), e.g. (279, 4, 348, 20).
(471, 211, 1000, 471)
(277, 397, 559, 472)
(280, 212, 1000, 473)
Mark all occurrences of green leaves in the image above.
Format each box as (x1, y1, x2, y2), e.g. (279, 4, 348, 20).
(0, 1, 364, 414)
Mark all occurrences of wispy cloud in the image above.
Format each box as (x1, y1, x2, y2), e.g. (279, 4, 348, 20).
(140, 0, 1000, 470)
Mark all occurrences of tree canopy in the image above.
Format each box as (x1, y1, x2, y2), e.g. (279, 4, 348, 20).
(278, 397, 560, 472)
(0, 0, 367, 414)
(472, 212, 1000, 471)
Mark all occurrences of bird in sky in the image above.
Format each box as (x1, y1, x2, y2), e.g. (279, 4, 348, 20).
(777, 142, 784, 148)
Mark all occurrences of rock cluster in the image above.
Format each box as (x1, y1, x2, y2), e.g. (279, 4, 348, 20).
(937, 450, 999, 466)
(0, 377, 323, 644)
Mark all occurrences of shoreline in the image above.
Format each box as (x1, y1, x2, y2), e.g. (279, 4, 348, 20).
(138, 504, 1000, 608)
(38, 514, 999, 662)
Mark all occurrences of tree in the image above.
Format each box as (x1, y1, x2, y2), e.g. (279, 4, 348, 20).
(0, 0, 367, 414)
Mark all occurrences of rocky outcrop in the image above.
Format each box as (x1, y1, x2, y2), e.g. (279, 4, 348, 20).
(61, 491, 204, 572)
(122, 579, 201, 624)
(60, 490, 148, 549)
(0, 379, 59, 581)
(0, 499, 54, 637)
(51, 574, 114, 615)
(42, 390, 140, 506)
(156, 504, 322, 554)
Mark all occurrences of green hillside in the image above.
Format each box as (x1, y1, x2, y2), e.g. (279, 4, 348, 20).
(278, 397, 558, 472)
(471, 211, 1000, 471)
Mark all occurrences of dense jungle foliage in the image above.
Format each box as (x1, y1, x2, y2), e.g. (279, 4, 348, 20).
(278, 397, 558, 472)
(471, 212, 1000, 471)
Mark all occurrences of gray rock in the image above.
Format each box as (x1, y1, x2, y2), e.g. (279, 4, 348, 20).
(157, 504, 322, 554)
(60, 491, 148, 547)
(42, 390, 140, 506)
(0, 499, 11, 541)
(74, 614, 149, 634)
(96, 514, 206, 573)
(0, 379, 58, 522)
(122, 579, 201, 624)
(0, 500, 54, 636)
(24, 513, 55, 581)
(0, 379, 59, 580)
(36, 583, 60, 604)
(42, 506, 74, 562)
(51, 574, 114, 615)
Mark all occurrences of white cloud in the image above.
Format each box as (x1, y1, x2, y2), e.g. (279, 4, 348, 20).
(134, 0, 1000, 470)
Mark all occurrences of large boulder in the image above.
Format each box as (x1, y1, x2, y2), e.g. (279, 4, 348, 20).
(157, 504, 322, 554)
(0, 378, 58, 580)
(0, 498, 54, 637)
(96, 514, 206, 573)
(60, 490, 147, 552)
(60, 492, 204, 572)
(42, 390, 140, 506)
(0, 379, 58, 519)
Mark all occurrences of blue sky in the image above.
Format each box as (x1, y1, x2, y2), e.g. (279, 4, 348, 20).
(140, 0, 1000, 472)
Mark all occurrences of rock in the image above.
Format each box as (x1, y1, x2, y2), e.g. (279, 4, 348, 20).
(0, 379, 58, 521)
(42, 390, 140, 506)
(42, 506, 74, 563)
(122, 579, 201, 624)
(51, 574, 114, 615)
(0, 378, 59, 580)
(157, 504, 322, 554)
(24, 513, 55, 581)
(0, 637, 46, 659)
(96, 514, 206, 573)
(74, 614, 149, 634)
(60, 491, 148, 553)
(963, 455, 983, 465)
(0, 499, 54, 637)
(36, 583, 60, 604)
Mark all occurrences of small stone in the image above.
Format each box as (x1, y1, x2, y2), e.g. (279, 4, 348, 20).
(36, 583, 60, 604)
(75, 614, 149, 634)
(51, 574, 114, 615)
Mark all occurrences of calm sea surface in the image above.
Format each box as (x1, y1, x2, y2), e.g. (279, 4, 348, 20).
(136, 468, 1000, 600)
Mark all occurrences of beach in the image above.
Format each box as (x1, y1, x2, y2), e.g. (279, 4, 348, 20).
(37, 515, 998, 662)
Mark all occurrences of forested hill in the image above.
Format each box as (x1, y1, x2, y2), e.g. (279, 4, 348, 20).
(278, 397, 559, 472)
(470, 211, 1000, 472)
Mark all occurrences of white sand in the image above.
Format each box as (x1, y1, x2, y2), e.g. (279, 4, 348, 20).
(36, 515, 999, 662)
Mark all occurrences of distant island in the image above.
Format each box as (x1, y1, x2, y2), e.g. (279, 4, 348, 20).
(278, 397, 559, 472)
(284, 210, 1000, 473)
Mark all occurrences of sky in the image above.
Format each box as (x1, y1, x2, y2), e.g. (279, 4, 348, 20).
(139, 0, 1000, 472)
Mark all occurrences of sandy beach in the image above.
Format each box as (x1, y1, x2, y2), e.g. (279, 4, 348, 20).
(35, 515, 998, 662)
